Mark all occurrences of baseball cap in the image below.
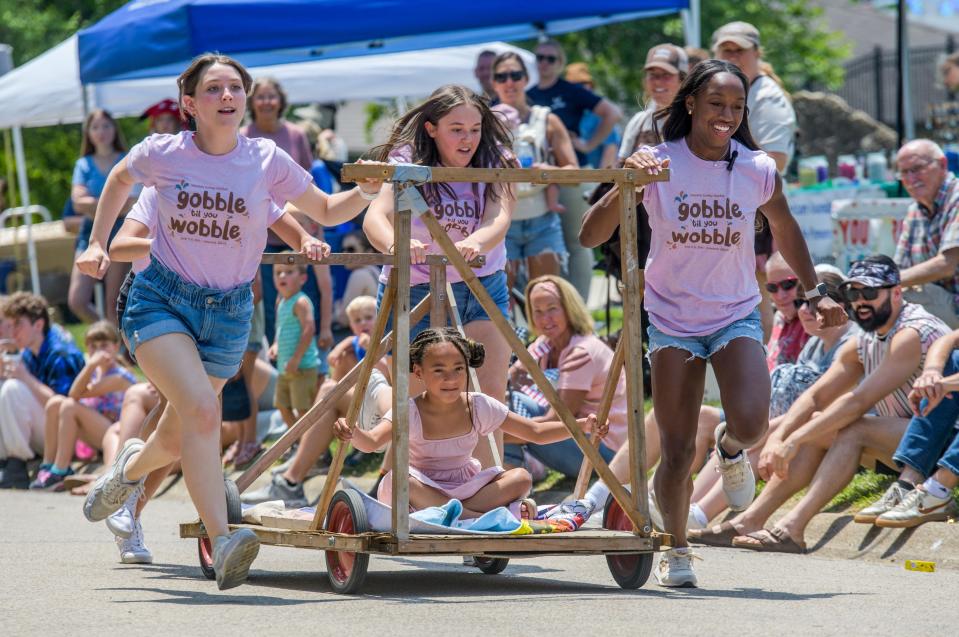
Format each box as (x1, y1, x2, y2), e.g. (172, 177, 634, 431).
(644, 44, 689, 75)
(842, 257, 900, 289)
(711, 21, 761, 51)
(564, 62, 593, 85)
(140, 98, 180, 120)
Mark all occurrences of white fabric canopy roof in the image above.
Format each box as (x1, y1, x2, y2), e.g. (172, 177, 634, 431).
(0, 36, 534, 129)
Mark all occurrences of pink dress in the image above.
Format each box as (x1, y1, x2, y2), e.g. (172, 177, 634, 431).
(377, 393, 508, 506)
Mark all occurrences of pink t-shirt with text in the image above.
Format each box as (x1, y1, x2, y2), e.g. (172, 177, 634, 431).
(125, 132, 310, 290)
(642, 138, 777, 336)
(126, 187, 158, 274)
(379, 145, 507, 286)
(529, 334, 628, 451)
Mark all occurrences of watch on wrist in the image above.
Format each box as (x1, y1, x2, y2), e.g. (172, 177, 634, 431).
(804, 282, 828, 301)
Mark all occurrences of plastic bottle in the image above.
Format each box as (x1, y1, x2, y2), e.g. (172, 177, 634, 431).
(515, 138, 535, 192)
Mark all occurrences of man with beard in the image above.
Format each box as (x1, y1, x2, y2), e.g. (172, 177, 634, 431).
(894, 139, 959, 328)
(691, 255, 949, 553)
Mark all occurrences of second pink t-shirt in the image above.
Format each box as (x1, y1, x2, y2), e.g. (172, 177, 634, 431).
(125, 132, 311, 290)
(642, 138, 777, 337)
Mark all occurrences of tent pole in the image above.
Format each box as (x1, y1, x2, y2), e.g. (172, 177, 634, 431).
(681, 0, 701, 49)
(11, 125, 40, 294)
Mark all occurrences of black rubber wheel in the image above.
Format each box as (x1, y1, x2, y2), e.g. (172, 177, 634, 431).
(473, 556, 509, 575)
(324, 489, 370, 594)
(603, 493, 654, 589)
(198, 537, 216, 580)
(225, 478, 242, 525)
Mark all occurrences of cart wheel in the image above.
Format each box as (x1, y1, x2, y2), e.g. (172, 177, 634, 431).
(197, 537, 216, 580)
(324, 489, 370, 594)
(472, 556, 509, 575)
(603, 494, 653, 589)
(225, 478, 242, 525)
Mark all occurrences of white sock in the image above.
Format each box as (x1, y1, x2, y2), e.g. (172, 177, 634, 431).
(584, 481, 611, 510)
(923, 477, 950, 499)
(689, 502, 708, 527)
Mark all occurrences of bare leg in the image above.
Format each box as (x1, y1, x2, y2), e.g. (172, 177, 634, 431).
(710, 338, 770, 455)
(777, 417, 907, 543)
(526, 253, 561, 280)
(283, 388, 349, 483)
(54, 399, 111, 468)
(68, 262, 99, 323)
(650, 347, 707, 549)
(104, 261, 131, 326)
(461, 469, 533, 514)
(238, 350, 259, 444)
(465, 319, 510, 467)
(124, 334, 231, 538)
(41, 396, 65, 465)
(101, 423, 121, 468)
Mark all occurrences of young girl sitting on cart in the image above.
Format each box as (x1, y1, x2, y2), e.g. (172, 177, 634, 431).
(333, 327, 603, 520)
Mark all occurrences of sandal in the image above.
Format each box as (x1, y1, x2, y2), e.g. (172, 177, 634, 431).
(687, 521, 741, 547)
(731, 527, 806, 554)
(62, 473, 97, 492)
(520, 497, 538, 520)
(233, 442, 263, 469)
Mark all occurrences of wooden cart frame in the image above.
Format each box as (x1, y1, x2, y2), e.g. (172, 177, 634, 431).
(180, 164, 671, 592)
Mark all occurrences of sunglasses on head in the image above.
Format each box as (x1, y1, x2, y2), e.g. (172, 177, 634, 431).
(536, 54, 559, 64)
(765, 278, 798, 294)
(493, 71, 525, 83)
(843, 285, 893, 303)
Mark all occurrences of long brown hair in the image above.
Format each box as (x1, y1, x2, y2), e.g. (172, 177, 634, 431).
(79, 109, 127, 157)
(372, 84, 515, 204)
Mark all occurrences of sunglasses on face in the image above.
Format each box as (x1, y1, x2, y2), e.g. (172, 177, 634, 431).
(843, 286, 892, 303)
(493, 71, 526, 83)
(765, 278, 798, 294)
(536, 54, 559, 64)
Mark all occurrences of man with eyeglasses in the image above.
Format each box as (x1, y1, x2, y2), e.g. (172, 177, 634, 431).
(526, 39, 622, 301)
(893, 139, 959, 329)
(693, 255, 950, 553)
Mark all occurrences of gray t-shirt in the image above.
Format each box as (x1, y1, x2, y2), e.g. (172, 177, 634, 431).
(747, 75, 796, 170)
(618, 103, 661, 160)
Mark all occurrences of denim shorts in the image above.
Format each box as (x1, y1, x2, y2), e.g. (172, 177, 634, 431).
(122, 257, 254, 379)
(505, 212, 568, 263)
(376, 269, 511, 342)
(647, 309, 764, 362)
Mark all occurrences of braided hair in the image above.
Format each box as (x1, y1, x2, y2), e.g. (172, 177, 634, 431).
(409, 327, 485, 373)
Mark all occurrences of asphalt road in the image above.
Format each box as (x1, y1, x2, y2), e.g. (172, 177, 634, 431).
(3, 489, 958, 637)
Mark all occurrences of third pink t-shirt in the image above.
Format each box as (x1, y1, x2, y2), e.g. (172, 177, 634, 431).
(642, 138, 777, 336)
(126, 187, 158, 274)
(125, 132, 311, 290)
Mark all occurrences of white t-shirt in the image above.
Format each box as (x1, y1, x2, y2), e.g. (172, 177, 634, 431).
(618, 102, 662, 160)
(747, 76, 796, 170)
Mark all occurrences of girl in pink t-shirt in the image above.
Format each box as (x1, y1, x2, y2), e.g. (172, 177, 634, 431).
(75, 53, 384, 590)
(362, 84, 517, 465)
(333, 327, 602, 519)
(578, 59, 847, 587)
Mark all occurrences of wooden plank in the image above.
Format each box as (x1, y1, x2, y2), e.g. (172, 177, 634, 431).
(416, 209, 647, 532)
(234, 294, 432, 493)
(618, 181, 651, 532)
(391, 207, 412, 542)
(310, 272, 397, 531)
(179, 522, 370, 552)
(342, 164, 670, 186)
(388, 533, 657, 555)
(429, 261, 447, 327)
(444, 282, 501, 467)
(261, 253, 485, 268)
(572, 336, 626, 498)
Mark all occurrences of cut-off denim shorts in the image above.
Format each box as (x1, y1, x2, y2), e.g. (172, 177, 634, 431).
(647, 309, 764, 362)
(506, 212, 568, 266)
(122, 257, 254, 379)
(376, 269, 511, 342)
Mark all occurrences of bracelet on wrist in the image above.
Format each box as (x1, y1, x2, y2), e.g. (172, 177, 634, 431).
(356, 186, 379, 201)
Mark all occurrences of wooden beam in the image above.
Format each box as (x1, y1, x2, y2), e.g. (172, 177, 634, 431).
(310, 272, 397, 530)
(391, 208, 412, 542)
(233, 294, 432, 493)
(261, 253, 485, 268)
(572, 336, 626, 499)
(342, 164, 670, 187)
(429, 261, 447, 328)
(415, 208, 647, 532)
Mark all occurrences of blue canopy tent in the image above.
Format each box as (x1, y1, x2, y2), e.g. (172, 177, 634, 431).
(78, 0, 689, 83)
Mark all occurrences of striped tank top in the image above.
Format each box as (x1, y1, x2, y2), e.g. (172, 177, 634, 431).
(857, 303, 950, 418)
(276, 291, 319, 372)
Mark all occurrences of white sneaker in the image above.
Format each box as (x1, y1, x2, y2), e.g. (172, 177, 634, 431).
(212, 529, 260, 590)
(106, 491, 139, 539)
(116, 517, 153, 564)
(653, 547, 699, 588)
(713, 423, 755, 512)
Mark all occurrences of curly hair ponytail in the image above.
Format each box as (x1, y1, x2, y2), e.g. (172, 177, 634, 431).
(409, 327, 484, 372)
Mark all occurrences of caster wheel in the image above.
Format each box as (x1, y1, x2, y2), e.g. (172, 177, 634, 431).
(472, 556, 509, 575)
(225, 478, 242, 525)
(198, 537, 216, 580)
(603, 494, 653, 589)
(325, 489, 370, 594)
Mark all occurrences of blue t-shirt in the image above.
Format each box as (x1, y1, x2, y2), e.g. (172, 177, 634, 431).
(21, 325, 86, 396)
(527, 79, 602, 163)
(70, 154, 125, 249)
(579, 111, 621, 168)
(310, 159, 334, 194)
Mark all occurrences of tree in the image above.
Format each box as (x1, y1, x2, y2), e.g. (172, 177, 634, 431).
(558, 1, 850, 111)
